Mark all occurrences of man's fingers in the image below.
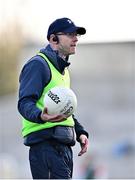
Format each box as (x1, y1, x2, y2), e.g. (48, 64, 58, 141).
(45, 114, 66, 122)
(78, 147, 87, 156)
(50, 115, 66, 122)
(41, 107, 67, 122)
(78, 138, 89, 156)
(78, 144, 87, 156)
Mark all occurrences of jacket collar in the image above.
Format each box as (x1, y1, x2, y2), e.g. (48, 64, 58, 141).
(39, 44, 70, 73)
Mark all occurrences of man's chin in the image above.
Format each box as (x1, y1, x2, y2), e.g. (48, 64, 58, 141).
(69, 51, 75, 55)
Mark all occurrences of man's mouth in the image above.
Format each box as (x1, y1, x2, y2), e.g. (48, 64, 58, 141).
(71, 44, 76, 47)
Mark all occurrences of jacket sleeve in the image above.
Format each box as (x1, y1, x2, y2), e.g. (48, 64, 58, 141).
(18, 57, 50, 123)
(73, 114, 89, 142)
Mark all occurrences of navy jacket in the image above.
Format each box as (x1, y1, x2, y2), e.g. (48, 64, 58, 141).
(18, 44, 89, 145)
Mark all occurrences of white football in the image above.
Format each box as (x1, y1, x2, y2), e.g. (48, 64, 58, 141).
(43, 86, 77, 117)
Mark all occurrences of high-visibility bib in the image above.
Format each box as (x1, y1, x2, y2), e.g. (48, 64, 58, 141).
(22, 52, 74, 137)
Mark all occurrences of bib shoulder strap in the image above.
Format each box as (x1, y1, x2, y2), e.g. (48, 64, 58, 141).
(37, 52, 50, 63)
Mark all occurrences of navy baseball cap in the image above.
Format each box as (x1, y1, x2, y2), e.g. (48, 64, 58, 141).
(47, 17, 86, 40)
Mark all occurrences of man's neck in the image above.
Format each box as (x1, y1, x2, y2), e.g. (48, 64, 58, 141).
(50, 44, 67, 61)
(58, 52, 67, 60)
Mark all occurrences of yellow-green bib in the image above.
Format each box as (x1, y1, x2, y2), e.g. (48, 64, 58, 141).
(22, 53, 74, 137)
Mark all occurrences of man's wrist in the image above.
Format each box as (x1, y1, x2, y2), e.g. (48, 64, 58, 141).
(38, 111, 46, 123)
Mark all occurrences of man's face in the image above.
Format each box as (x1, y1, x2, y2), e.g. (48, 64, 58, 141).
(57, 32, 79, 56)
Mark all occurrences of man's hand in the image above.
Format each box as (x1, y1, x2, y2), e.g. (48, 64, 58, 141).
(40, 107, 67, 122)
(78, 134, 89, 156)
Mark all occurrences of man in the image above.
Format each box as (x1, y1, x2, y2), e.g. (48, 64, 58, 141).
(18, 17, 89, 179)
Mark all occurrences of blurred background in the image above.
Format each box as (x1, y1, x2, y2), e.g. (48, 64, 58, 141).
(0, 0, 135, 179)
